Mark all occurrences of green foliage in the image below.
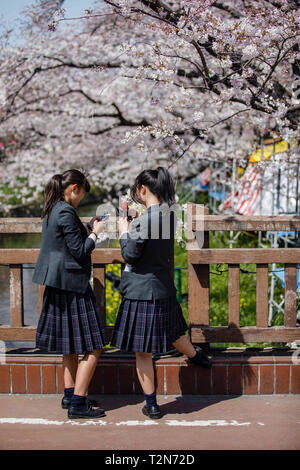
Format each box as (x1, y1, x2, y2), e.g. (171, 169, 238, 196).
(105, 263, 122, 326)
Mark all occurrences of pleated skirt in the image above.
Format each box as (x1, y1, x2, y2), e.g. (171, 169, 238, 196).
(110, 295, 188, 354)
(36, 283, 108, 354)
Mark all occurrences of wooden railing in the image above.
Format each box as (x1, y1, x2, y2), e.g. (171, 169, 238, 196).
(187, 202, 300, 344)
(0, 216, 175, 343)
(1, 208, 300, 346)
(0, 248, 125, 342)
(0, 217, 154, 343)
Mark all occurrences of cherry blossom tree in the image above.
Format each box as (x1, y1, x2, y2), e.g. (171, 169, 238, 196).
(0, 0, 299, 215)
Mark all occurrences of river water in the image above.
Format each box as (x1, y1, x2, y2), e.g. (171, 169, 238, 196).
(0, 202, 112, 351)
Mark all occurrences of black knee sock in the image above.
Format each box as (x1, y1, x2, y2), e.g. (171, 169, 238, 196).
(64, 387, 74, 398)
(143, 391, 157, 407)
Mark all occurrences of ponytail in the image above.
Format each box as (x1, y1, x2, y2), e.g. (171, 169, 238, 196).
(41, 169, 91, 219)
(130, 166, 176, 207)
(156, 166, 176, 207)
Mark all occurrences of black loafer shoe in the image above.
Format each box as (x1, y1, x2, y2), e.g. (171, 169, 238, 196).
(61, 396, 98, 410)
(188, 346, 212, 368)
(68, 404, 106, 419)
(142, 404, 162, 420)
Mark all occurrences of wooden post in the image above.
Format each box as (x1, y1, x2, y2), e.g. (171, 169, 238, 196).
(284, 264, 297, 326)
(9, 264, 24, 327)
(93, 264, 106, 328)
(256, 264, 269, 327)
(187, 203, 210, 349)
(38, 285, 46, 319)
(228, 264, 240, 327)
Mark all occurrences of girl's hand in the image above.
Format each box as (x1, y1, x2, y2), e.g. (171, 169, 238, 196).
(128, 207, 139, 219)
(93, 217, 109, 236)
(118, 216, 131, 234)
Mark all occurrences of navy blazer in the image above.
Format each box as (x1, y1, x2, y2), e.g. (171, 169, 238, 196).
(32, 198, 95, 294)
(118, 203, 178, 300)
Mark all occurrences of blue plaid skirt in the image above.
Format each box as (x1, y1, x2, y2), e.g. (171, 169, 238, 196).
(36, 283, 108, 354)
(110, 295, 188, 353)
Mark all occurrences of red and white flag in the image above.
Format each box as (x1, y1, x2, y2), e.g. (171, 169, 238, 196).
(219, 164, 262, 215)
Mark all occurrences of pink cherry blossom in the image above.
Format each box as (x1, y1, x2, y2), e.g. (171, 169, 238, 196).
(0, 0, 299, 215)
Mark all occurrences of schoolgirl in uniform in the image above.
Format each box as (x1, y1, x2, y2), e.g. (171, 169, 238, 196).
(111, 167, 212, 419)
(32, 169, 109, 419)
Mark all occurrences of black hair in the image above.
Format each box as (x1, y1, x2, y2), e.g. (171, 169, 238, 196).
(130, 166, 176, 207)
(41, 168, 90, 219)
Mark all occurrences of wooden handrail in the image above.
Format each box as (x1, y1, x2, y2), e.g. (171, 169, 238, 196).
(192, 215, 300, 232)
(2, 214, 300, 233)
(188, 248, 300, 264)
(0, 217, 115, 233)
(0, 248, 123, 264)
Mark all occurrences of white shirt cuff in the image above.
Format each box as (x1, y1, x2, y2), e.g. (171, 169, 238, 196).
(119, 230, 129, 239)
(88, 232, 97, 243)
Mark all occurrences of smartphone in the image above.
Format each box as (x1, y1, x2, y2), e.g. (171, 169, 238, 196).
(116, 207, 133, 221)
(99, 213, 110, 221)
(87, 213, 110, 231)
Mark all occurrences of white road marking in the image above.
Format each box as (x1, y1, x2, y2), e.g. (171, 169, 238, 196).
(165, 420, 251, 427)
(116, 420, 158, 426)
(0, 418, 65, 426)
(0, 418, 252, 427)
(66, 420, 107, 426)
(0, 418, 107, 426)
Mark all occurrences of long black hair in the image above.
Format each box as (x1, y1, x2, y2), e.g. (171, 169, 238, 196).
(130, 166, 176, 207)
(41, 169, 91, 219)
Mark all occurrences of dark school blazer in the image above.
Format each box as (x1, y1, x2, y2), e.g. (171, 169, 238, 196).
(118, 203, 178, 300)
(32, 198, 95, 294)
